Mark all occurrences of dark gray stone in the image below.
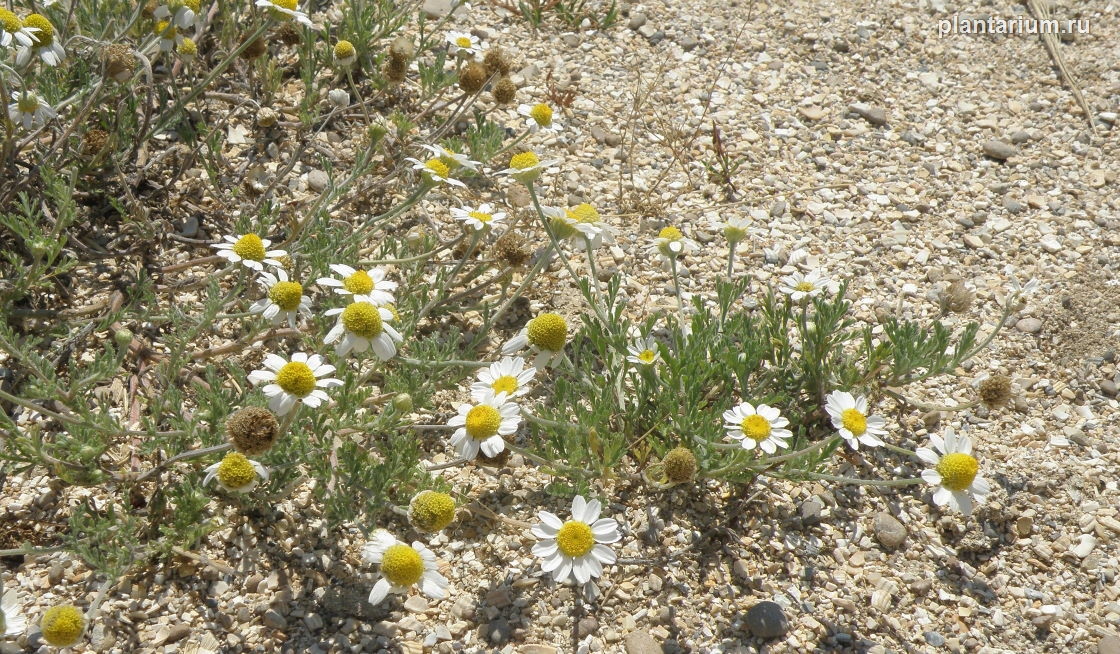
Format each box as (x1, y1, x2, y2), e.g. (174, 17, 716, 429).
(746, 601, 789, 639)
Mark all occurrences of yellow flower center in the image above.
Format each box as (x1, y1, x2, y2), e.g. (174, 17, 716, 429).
(658, 226, 683, 241)
(936, 452, 979, 492)
(382, 303, 400, 321)
(341, 302, 383, 339)
(381, 544, 424, 587)
(1, 9, 22, 33)
(17, 96, 39, 113)
(566, 203, 600, 224)
(840, 408, 867, 436)
(423, 158, 450, 179)
(556, 520, 594, 557)
(272, 0, 298, 10)
(275, 361, 316, 397)
(216, 452, 258, 489)
(334, 40, 355, 59)
(410, 491, 456, 532)
(184, 0, 201, 12)
(529, 103, 553, 126)
(40, 605, 85, 647)
(154, 20, 177, 37)
(510, 151, 540, 170)
(24, 14, 54, 46)
(637, 349, 657, 364)
(549, 216, 578, 239)
(231, 233, 266, 261)
(268, 280, 303, 311)
(468, 210, 493, 224)
(795, 281, 815, 293)
(465, 404, 502, 439)
(342, 269, 374, 295)
(178, 37, 197, 56)
(723, 225, 747, 243)
(527, 313, 567, 352)
(740, 414, 771, 442)
(455, 36, 472, 48)
(491, 375, 519, 394)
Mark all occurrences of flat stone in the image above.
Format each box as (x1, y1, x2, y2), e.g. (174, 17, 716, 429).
(924, 631, 946, 647)
(873, 511, 907, 548)
(1015, 317, 1042, 334)
(624, 630, 664, 654)
(404, 595, 429, 612)
(849, 102, 888, 126)
(983, 139, 1017, 160)
(1010, 130, 1032, 144)
(421, 0, 465, 18)
(963, 234, 984, 249)
(263, 609, 288, 630)
(521, 646, 559, 654)
(1100, 380, 1117, 397)
(577, 616, 599, 637)
(627, 12, 647, 29)
(799, 496, 824, 526)
(163, 624, 191, 644)
(307, 169, 329, 192)
(1099, 635, 1120, 654)
(745, 601, 789, 639)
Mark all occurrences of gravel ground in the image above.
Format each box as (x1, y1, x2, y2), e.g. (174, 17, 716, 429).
(3, 0, 1120, 652)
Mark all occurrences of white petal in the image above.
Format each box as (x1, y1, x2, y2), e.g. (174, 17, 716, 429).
(581, 499, 602, 524)
(591, 544, 616, 564)
(263, 353, 287, 370)
(591, 519, 620, 543)
(420, 572, 448, 599)
(367, 578, 391, 606)
(539, 512, 562, 530)
(572, 559, 591, 584)
(571, 496, 588, 522)
(532, 541, 558, 558)
(915, 447, 939, 465)
(921, 469, 942, 486)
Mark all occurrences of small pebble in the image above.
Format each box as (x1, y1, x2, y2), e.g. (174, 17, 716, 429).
(983, 139, 1017, 160)
(745, 601, 789, 639)
(873, 511, 907, 549)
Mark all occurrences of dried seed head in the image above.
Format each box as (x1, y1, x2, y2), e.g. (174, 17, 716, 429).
(492, 76, 516, 105)
(275, 21, 302, 45)
(142, 0, 159, 19)
(103, 44, 135, 83)
(493, 230, 531, 268)
(385, 56, 408, 83)
(226, 406, 280, 455)
(978, 375, 1013, 410)
(939, 280, 974, 315)
(389, 36, 415, 62)
(81, 128, 109, 157)
(483, 47, 511, 76)
(240, 34, 267, 60)
(256, 107, 279, 128)
(662, 447, 697, 483)
(476, 446, 510, 467)
(458, 61, 488, 94)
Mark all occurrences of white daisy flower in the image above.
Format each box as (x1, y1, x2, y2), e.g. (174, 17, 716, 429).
(447, 391, 521, 460)
(626, 337, 661, 366)
(248, 352, 342, 415)
(1008, 275, 1040, 300)
(471, 356, 535, 400)
(14, 14, 64, 67)
(406, 155, 466, 188)
(420, 143, 481, 172)
(316, 264, 396, 305)
(249, 269, 311, 329)
(152, 20, 184, 52)
(542, 203, 614, 252)
(916, 427, 991, 516)
(718, 215, 751, 244)
(495, 150, 559, 185)
(779, 269, 832, 301)
(722, 402, 792, 454)
(211, 232, 287, 271)
(203, 452, 269, 493)
(532, 495, 620, 586)
(1, 587, 27, 638)
(445, 30, 481, 56)
(7, 92, 56, 131)
(0, 9, 40, 48)
(153, 0, 201, 29)
(517, 102, 562, 133)
(650, 225, 698, 262)
(361, 530, 448, 606)
(451, 203, 506, 232)
(501, 312, 568, 369)
(255, 0, 314, 27)
(824, 390, 887, 450)
(324, 302, 402, 359)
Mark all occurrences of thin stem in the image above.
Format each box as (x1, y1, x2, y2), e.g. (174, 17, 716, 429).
(726, 247, 736, 279)
(880, 442, 917, 457)
(0, 544, 67, 557)
(504, 443, 596, 476)
(526, 184, 608, 324)
(418, 231, 481, 320)
(882, 388, 979, 414)
(121, 443, 231, 483)
(788, 471, 924, 487)
(425, 458, 471, 471)
(400, 356, 488, 368)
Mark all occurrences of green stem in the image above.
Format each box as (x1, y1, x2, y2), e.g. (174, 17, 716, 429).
(526, 184, 608, 324)
(790, 471, 924, 487)
(418, 231, 481, 320)
(400, 356, 488, 368)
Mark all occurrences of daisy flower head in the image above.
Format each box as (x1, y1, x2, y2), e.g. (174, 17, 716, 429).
(451, 202, 506, 232)
(651, 225, 699, 262)
(445, 30, 481, 56)
(501, 312, 568, 369)
(154, 0, 201, 29)
(152, 20, 183, 52)
(421, 143, 481, 172)
(0, 9, 40, 48)
(203, 451, 269, 493)
(496, 150, 559, 185)
(7, 92, 56, 131)
(212, 232, 287, 271)
(316, 264, 396, 305)
(720, 215, 750, 245)
(250, 268, 311, 328)
(916, 427, 991, 516)
(248, 351, 342, 415)
(824, 390, 886, 450)
(518, 102, 562, 133)
(722, 402, 792, 454)
(626, 336, 661, 366)
(255, 0, 314, 27)
(532, 496, 620, 586)
(779, 268, 832, 302)
(470, 356, 536, 400)
(542, 203, 614, 251)
(324, 301, 402, 359)
(39, 604, 84, 647)
(361, 530, 448, 606)
(333, 39, 356, 67)
(177, 36, 197, 63)
(448, 391, 520, 460)
(407, 155, 466, 188)
(15, 14, 65, 67)
(2, 587, 27, 638)
(408, 490, 457, 533)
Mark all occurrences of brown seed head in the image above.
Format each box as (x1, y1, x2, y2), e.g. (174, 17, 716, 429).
(939, 280, 974, 315)
(81, 129, 109, 157)
(483, 48, 511, 77)
(978, 375, 1013, 410)
(103, 44, 136, 82)
(492, 76, 516, 104)
(663, 447, 697, 483)
(493, 230, 531, 268)
(226, 406, 280, 455)
(240, 35, 267, 60)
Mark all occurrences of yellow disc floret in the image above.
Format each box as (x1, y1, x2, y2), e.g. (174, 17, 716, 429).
(178, 37, 197, 56)
(637, 349, 657, 364)
(423, 158, 450, 180)
(40, 605, 85, 647)
(24, 14, 55, 46)
(380, 544, 424, 587)
(341, 302, 383, 339)
(409, 490, 456, 532)
(740, 415, 771, 442)
(455, 36, 472, 48)
(232, 233, 266, 261)
(342, 269, 373, 295)
(273, 0, 298, 10)
(795, 281, 815, 293)
(840, 408, 867, 436)
(491, 375, 518, 394)
(556, 520, 594, 557)
(566, 203, 599, 224)
(154, 20, 177, 38)
(1, 9, 22, 33)
(510, 151, 539, 170)
(268, 280, 303, 311)
(529, 103, 553, 127)
(527, 313, 567, 352)
(465, 404, 501, 439)
(17, 95, 40, 113)
(723, 224, 747, 243)
(216, 452, 258, 489)
(184, 0, 201, 12)
(275, 361, 316, 397)
(936, 452, 979, 492)
(468, 210, 493, 224)
(334, 39, 355, 59)
(658, 226, 682, 241)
